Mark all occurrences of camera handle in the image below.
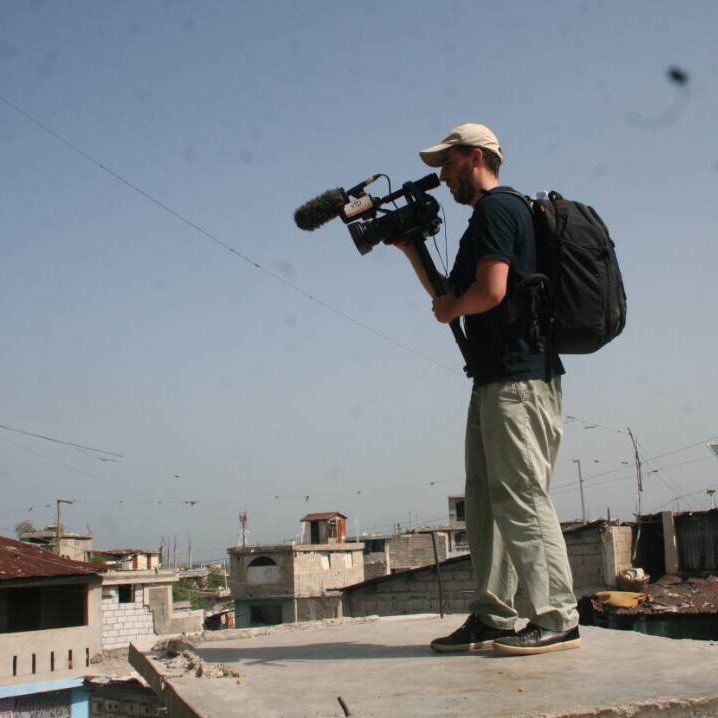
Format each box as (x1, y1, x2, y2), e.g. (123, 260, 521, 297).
(413, 241, 473, 378)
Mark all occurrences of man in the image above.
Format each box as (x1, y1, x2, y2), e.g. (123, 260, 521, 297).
(397, 123, 580, 656)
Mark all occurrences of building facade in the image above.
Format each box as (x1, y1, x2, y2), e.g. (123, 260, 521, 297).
(353, 530, 449, 580)
(0, 535, 104, 717)
(229, 513, 364, 627)
(447, 495, 469, 554)
(17, 526, 93, 564)
(97, 550, 202, 650)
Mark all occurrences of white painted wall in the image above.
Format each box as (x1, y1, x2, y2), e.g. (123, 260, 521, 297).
(100, 585, 155, 650)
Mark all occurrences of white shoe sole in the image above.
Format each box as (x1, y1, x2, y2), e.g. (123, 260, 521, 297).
(493, 637, 581, 656)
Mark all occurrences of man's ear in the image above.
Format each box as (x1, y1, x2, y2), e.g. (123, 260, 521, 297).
(471, 147, 484, 167)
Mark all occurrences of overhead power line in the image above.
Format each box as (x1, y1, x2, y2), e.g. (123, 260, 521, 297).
(0, 434, 108, 483)
(553, 432, 718, 492)
(565, 416, 626, 434)
(0, 422, 122, 458)
(552, 455, 715, 497)
(0, 93, 460, 377)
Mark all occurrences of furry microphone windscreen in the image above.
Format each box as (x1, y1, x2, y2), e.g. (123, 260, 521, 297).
(294, 189, 347, 231)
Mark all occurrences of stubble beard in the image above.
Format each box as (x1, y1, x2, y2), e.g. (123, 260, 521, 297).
(452, 164, 476, 205)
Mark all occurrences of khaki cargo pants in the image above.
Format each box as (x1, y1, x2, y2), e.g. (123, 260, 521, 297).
(465, 377, 578, 632)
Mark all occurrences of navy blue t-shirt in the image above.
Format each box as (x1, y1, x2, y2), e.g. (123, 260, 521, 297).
(448, 187, 564, 386)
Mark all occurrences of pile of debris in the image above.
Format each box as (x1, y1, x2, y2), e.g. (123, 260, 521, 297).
(583, 575, 718, 621)
(151, 636, 241, 680)
(627, 575, 718, 615)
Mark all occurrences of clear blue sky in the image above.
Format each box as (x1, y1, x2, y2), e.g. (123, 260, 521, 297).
(1, 0, 717, 562)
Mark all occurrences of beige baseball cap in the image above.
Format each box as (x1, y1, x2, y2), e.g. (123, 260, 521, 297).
(419, 123, 504, 167)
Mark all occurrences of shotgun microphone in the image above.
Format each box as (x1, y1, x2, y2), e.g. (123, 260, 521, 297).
(294, 175, 382, 231)
(294, 189, 348, 231)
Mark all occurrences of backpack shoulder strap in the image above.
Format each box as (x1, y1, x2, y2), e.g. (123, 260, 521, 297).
(483, 187, 533, 211)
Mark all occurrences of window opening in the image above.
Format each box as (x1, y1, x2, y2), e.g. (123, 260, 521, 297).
(247, 557, 277, 567)
(118, 585, 135, 603)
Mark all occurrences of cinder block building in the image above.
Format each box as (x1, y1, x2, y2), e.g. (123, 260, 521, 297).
(343, 520, 633, 617)
(353, 530, 449, 580)
(98, 549, 203, 649)
(228, 512, 364, 627)
(0, 535, 103, 715)
(17, 525, 93, 563)
(447, 495, 469, 554)
(92, 548, 161, 571)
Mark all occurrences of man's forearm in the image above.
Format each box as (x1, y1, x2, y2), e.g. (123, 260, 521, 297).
(432, 281, 504, 324)
(453, 281, 504, 316)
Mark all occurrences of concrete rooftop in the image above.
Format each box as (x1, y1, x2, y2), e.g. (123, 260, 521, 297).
(132, 615, 718, 717)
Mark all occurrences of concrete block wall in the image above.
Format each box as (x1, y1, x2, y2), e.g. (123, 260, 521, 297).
(344, 524, 634, 618)
(145, 586, 203, 636)
(564, 526, 607, 589)
(565, 524, 633, 591)
(101, 585, 155, 650)
(611, 526, 634, 578)
(344, 558, 475, 617)
(296, 596, 343, 622)
(388, 534, 447, 571)
(364, 559, 389, 580)
(293, 549, 364, 596)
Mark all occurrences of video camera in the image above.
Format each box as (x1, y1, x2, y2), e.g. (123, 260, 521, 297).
(294, 173, 442, 256)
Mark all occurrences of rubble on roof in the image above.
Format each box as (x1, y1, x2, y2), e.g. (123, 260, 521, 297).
(592, 575, 718, 616)
(150, 637, 241, 680)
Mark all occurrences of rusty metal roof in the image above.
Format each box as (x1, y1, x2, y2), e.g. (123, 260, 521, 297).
(92, 548, 160, 556)
(0, 534, 103, 580)
(300, 512, 347, 522)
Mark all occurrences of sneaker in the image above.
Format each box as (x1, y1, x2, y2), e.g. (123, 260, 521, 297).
(492, 623, 581, 656)
(430, 614, 514, 653)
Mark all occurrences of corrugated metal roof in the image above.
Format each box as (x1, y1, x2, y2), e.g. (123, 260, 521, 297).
(92, 548, 160, 556)
(0, 534, 103, 580)
(300, 512, 347, 522)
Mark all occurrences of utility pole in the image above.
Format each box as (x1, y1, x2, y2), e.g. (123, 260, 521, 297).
(239, 512, 248, 547)
(173, 535, 177, 569)
(55, 499, 74, 554)
(627, 428, 644, 517)
(572, 460, 588, 524)
(188, 534, 192, 569)
(707, 445, 718, 509)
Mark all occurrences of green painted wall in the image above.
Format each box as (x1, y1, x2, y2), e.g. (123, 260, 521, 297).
(234, 598, 295, 628)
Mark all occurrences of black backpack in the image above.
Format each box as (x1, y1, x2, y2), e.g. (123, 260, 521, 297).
(496, 190, 627, 355)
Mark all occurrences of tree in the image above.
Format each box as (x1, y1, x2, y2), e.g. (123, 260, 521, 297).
(14, 520, 36, 536)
